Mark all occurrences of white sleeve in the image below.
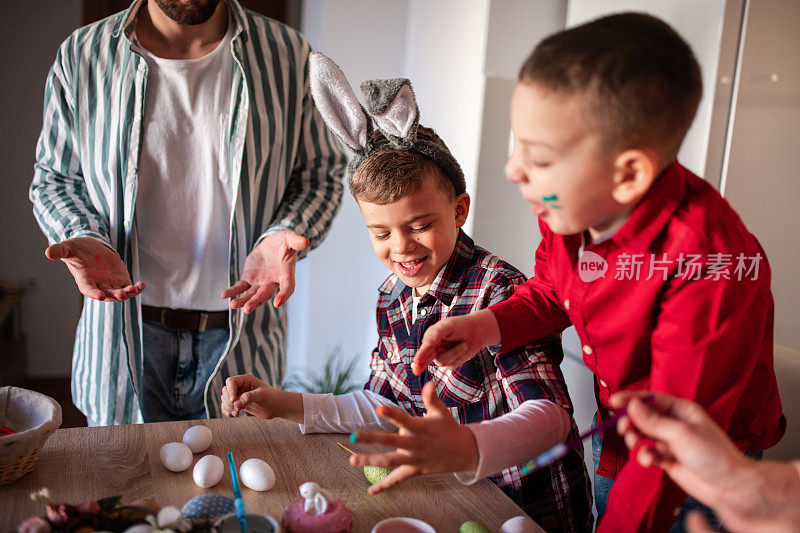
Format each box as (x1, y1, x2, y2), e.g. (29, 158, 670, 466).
(453, 399, 570, 484)
(299, 389, 399, 434)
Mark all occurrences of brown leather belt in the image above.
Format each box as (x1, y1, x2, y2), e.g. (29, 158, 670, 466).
(141, 305, 228, 332)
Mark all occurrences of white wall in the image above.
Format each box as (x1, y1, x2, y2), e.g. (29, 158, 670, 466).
(289, 0, 413, 385)
(403, 0, 491, 234)
(0, 1, 83, 378)
(720, 0, 800, 352)
(566, 0, 728, 177)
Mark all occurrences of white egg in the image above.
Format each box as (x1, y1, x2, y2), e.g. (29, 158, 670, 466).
(501, 515, 545, 533)
(159, 442, 193, 472)
(182, 424, 213, 453)
(193, 454, 224, 488)
(239, 458, 276, 491)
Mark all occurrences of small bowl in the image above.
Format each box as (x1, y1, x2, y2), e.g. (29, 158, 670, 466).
(371, 517, 437, 533)
(214, 513, 282, 533)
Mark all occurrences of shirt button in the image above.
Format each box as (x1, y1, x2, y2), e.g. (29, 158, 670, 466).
(419, 308, 427, 317)
(599, 379, 607, 387)
(138, 62, 146, 71)
(583, 345, 593, 355)
(564, 299, 570, 310)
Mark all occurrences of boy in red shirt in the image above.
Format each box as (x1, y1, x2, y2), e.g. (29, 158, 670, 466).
(352, 12, 785, 532)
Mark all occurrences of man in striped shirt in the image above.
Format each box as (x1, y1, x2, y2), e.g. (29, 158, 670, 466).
(30, 0, 346, 425)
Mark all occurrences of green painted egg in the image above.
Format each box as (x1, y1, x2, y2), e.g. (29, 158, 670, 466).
(363, 465, 393, 484)
(460, 520, 492, 533)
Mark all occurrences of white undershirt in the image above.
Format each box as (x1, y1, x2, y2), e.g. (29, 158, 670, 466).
(135, 21, 234, 311)
(299, 390, 570, 483)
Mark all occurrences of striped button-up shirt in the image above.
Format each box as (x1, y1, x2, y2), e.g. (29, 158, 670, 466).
(366, 231, 593, 532)
(30, 0, 346, 425)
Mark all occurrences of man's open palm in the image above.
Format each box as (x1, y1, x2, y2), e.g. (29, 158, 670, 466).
(222, 230, 309, 313)
(46, 237, 145, 302)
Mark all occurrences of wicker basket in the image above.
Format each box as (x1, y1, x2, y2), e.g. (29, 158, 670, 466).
(0, 386, 62, 484)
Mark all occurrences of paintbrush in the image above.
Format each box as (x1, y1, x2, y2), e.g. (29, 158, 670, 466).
(336, 441, 357, 455)
(519, 395, 655, 476)
(227, 452, 248, 533)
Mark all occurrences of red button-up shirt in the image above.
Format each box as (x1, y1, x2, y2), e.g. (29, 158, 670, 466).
(490, 161, 785, 532)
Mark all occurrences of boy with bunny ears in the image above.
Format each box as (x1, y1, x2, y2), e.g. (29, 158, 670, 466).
(221, 53, 593, 532)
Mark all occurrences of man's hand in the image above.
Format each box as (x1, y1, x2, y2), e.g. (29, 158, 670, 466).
(221, 374, 304, 422)
(612, 391, 748, 505)
(348, 382, 480, 495)
(221, 230, 309, 313)
(45, 237, 144, 302)
(612, 391, 800, 533)
(411, 309, 501, 375)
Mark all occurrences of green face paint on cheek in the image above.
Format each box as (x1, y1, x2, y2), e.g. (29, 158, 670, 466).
(541, 195, 564, 209)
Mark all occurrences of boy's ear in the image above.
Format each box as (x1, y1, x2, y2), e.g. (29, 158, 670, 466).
(454, 193, 470, 228)
(611, 149, 657, 205)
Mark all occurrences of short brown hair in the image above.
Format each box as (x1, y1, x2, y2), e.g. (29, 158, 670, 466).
(350, 128, 463, 204)
(519, 12, 702, 162)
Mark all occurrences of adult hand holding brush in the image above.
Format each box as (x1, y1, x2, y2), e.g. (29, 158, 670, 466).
(612, 390, 800, 533)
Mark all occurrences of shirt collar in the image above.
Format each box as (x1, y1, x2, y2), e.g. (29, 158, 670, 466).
(114, 0, 247, 44)
(588, 160, 687, 251)
(378, 229, 475, 307)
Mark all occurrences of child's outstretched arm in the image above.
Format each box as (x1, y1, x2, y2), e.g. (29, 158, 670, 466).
(350, 382, 569, 494)
(349, 382, 480, 494)
(221, 374, 304, 423)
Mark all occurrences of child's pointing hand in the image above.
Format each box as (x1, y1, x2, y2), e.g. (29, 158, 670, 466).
(349, 382, 480, 495)
(412, 309, 501, 375)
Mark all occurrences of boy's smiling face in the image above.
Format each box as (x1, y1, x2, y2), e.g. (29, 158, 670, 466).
(357, 174, 470, 296)
(505, 81, 633, 238)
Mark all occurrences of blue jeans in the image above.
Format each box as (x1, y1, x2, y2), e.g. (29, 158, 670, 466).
(591, 413, 763, 532)
(139, 319, 229, 422)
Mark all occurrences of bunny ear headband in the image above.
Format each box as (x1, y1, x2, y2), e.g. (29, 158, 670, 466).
(309, 52, 465, 191)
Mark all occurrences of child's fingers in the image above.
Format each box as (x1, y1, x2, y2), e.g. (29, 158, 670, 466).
(431, 342, 471, 369)
(350, 451, 413, 469)
(350, 430, 416, 452)
(373, 404, 424, 433)
(220, 394, 232, 415)
(367, 465, 419, 495)
(412, 343, 438, 375)
(420, 382, 449, 417)
(225, 377, 239, 403)
(234, 390, 253, 410)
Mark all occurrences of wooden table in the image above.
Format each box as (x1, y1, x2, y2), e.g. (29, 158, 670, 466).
(1, 417, 530, 532)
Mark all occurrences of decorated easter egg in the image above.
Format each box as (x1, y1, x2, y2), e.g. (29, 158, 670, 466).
(501, 515, 545, 533)
(240, 458, 276, 491)
(364, 466, 393, 484)
(182, 424, 213, 453)
(182, 494, 234, 524)
(160, 442, 193, 472)
(193, 455, 224, 488)
(460, 521, 492, 533)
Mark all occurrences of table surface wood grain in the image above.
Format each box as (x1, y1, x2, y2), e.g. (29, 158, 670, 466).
(0, 417, 530, 532)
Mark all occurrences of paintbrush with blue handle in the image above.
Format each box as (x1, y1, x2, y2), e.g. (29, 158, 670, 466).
(518, 394, 655, 476)
(228, 452, 248, 533)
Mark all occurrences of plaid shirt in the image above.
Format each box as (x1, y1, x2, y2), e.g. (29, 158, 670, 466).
(366, 231, 593, 532)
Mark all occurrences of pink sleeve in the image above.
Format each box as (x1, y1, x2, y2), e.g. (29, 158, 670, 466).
(453, 399, 570, 484)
